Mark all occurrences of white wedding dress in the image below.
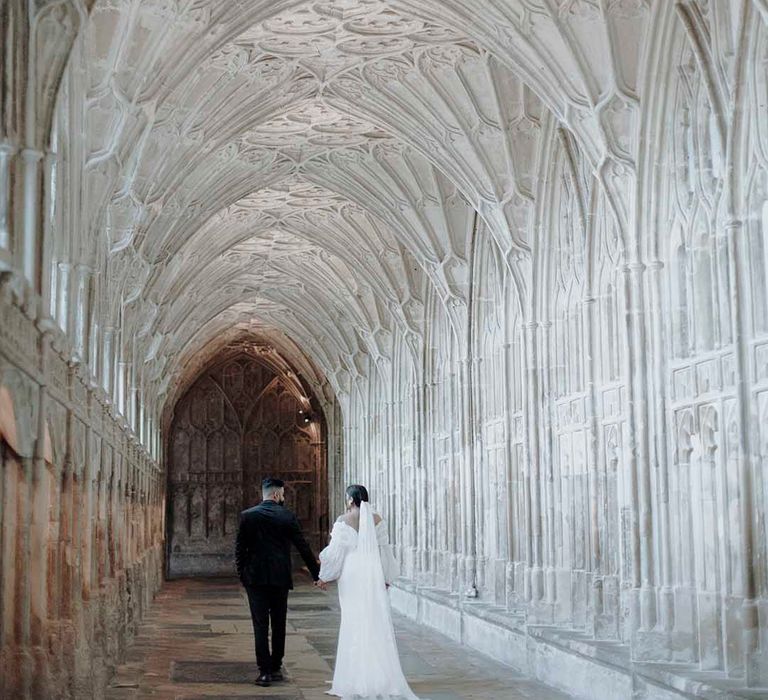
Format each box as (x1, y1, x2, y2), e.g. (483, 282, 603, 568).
(319, 502, 420, 700)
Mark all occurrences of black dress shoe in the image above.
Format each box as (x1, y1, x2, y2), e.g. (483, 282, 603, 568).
(271, 667, 285, 682)
(255, 672, 271, 687)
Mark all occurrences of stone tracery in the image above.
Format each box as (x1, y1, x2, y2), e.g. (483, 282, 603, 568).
(2, 1, 768, 698)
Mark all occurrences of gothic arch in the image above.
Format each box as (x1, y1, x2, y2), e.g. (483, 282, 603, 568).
(164, 339, 329, 577)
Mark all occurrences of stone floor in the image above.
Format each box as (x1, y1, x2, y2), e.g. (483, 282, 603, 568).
(105, 577, 572, 700)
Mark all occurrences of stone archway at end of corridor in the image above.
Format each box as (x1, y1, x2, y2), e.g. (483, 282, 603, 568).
(163, 337, 332, 578)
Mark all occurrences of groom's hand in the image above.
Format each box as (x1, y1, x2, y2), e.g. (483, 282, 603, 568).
(314, 579, 328, 591)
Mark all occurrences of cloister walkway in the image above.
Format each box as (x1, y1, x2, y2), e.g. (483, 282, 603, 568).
(104, 578, 571, 700)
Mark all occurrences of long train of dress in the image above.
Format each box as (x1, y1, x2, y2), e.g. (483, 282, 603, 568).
(319, 503, 420, 700)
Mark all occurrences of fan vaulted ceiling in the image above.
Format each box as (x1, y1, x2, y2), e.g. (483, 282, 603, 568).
(48, 0, 648, 407)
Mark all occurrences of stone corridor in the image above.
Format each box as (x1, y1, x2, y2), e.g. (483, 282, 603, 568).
(4, 2, 768, 698)
(104, 578, 570, 700)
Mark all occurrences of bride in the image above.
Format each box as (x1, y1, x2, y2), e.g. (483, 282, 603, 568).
(317, 484, 420, 700)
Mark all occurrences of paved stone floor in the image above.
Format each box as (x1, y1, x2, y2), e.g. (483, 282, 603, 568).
(105, 577, 572, 700)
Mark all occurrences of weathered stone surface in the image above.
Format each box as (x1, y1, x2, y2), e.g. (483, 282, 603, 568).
(1, 1, 768, 698)
(170, 661, 262, 683)
(104, 578, 570, 700)
(166, 343, 328, 577)
(0, 296, 163, 699)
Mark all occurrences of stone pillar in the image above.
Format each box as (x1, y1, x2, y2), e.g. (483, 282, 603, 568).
(18, 452, 35, 696)
(458, 355, 476, 591)
(0, 436, 33, 698)
(0, 141, 15, 257)
(725, 219, 763, 685)
(81, 402, 94, 603)
(117, 361, 127, 416)
(415, 376, 429, 581)
(647, 257, 675, 637)
(622, 259, 657, 649)
(102, 327, 114, 394)
(56, 262, 69, 331)
(58, 431, 74, 626)
(407, 382, 419, 579)
(20, 149, 43, 291)
(502, 338, 518, 609)
(467, 353, 484, 594)
(523, 321, 542, 606)
(29, 332, 53, 696)
(385, 399, 395, 539)
(539, 320, 556, 623)
(583, 293, 603, 636)
(39, 151, 57, 310)
(72, 265, 91, 361)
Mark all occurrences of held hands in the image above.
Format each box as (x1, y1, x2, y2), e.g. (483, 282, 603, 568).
(313, 579, 386, 591)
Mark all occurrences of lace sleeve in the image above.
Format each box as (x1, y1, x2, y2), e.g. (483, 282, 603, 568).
(319, 521, 355, 582)
(376, 519, 399, 585)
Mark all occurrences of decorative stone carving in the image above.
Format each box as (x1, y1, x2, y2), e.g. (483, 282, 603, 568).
(167, 347, 328, 576)
(2, 1, 768, 698)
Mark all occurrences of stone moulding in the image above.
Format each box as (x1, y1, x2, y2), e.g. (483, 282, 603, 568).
(0, 270, 163, 699)
(2, 2, 768, 698)
(390, 583, 753, 700)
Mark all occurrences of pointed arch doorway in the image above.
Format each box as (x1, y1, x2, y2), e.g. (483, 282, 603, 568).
(165, 344, 328, 577)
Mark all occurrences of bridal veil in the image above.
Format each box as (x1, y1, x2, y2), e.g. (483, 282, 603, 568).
(326, 501, 420, 700)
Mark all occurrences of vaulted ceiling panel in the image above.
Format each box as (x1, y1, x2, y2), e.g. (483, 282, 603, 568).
(47, 0, 649, 408)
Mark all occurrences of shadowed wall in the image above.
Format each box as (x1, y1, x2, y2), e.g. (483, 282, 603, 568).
(167, 351, 327, 577)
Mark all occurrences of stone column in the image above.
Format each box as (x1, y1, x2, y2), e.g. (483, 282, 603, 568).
(647, 257, 674, 636)
(539, 320, 556, 623)
(0, 430, 33, 697)
(20, 149, 43, 291)
(18, 443, 34, 696)
(58, 411, 74, 626)
(502, 339, 517, 608)
(385, 398, 395, 543)
(56, 262, 70, 330)
(39, 151, 57, 309)
(72, 265, 92, 362)
(29, 332, 53, 696)
(523, 321, 542, 606)
(726, 219, 762, 684)
(415, 374, 429, 581)
(81, 400, 94, 604)
(407, 381, 418, 579)
(430, 373, 440, 587)
(583, 292, 603, 635)
(458, 355, 476, 591)
(117, 361, 127, 416)
(102, 328, 114, 394)
(0, 141, 15, 257)
(622, 259, 657, 646)
(466, 354, 483, 593)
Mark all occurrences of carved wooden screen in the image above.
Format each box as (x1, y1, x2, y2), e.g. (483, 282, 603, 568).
(167, 353, 326, 577)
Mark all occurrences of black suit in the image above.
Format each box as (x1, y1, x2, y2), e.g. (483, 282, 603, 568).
(235, 500, 320, 673)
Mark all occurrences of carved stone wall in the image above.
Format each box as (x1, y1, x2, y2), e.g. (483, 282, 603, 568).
(2, 1, 768, 699)
(0, 273, 164, 700)
(167, 349, 327, 576)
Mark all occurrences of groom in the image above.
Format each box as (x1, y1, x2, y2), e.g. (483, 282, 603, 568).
(235, 477, 321, 687)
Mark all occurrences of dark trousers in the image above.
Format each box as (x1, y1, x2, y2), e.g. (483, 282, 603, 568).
(245, 585, 289, 673)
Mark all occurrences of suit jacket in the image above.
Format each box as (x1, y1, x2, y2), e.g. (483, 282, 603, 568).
(235, 500, 320, 589)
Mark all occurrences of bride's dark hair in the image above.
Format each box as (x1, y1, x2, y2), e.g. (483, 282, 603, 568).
(346, 484, 369, 507)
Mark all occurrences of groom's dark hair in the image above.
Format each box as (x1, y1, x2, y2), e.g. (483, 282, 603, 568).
(262, 477, 284, 497)
(346, 484, 369, 507)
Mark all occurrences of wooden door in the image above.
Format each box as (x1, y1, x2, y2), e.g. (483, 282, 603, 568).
(167, 353, 326, 577)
